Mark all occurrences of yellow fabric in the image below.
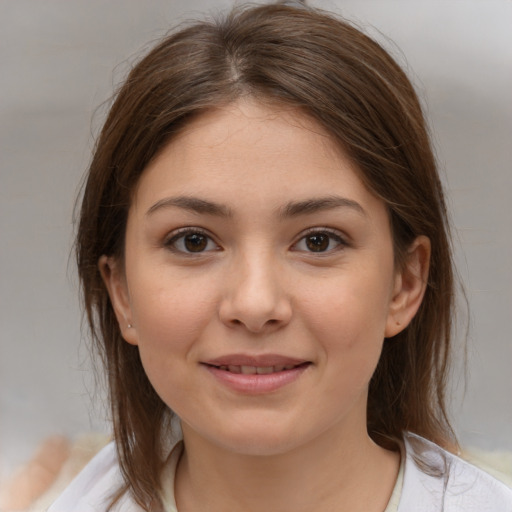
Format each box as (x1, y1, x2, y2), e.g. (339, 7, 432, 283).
(383, 454, 404, 512)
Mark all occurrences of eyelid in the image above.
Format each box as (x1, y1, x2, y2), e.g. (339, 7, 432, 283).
(163, 227, 221, 254)
(291, 227, 349, 253)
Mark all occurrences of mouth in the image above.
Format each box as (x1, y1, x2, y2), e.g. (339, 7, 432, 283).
(205, 362, 310, 375)
(201, 356, 311, 394)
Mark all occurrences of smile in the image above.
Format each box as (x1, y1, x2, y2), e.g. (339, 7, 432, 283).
(211, 364, 303, 374)
(202, 357, 311, 394)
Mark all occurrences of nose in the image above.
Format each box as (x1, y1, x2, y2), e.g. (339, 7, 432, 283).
(218, 251, 292, 333)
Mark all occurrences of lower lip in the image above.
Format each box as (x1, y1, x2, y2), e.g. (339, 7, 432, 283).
(203, 364, 310, 394)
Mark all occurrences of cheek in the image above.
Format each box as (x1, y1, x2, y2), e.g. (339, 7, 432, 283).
(305, 275, 391, 337)
(129, 271, 219, 355)
(127, 274, 220, 408)
(299, 268, 393, 368)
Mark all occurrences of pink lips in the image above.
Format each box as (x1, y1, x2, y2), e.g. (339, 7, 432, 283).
(201, 354, 311, 394)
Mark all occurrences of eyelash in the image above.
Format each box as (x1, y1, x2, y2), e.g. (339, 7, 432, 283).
(292, 228, 348, 254)
(164, 227, 348, 255)
(163, 228, 220, 255)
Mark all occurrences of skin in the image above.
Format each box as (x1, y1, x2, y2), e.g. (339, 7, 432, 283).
(101, 99, 430, 512)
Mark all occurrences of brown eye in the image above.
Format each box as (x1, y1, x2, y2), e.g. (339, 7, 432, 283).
(184, 233, 208, 252)
(305, 234, 330, 252)
(166, 229, 218, 254)
(293, 229, 346, 254)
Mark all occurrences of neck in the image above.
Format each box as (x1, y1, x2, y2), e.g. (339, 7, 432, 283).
(174, 419, 400, 512)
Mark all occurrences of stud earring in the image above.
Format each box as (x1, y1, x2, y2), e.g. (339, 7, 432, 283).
(127, 324, 133, 329)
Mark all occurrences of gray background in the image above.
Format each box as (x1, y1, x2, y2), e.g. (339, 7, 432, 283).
(1, 0, 511, 478)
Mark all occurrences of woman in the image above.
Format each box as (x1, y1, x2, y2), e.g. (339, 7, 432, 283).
(50, 3, 512, 511)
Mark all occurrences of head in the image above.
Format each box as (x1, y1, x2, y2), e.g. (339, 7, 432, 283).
(77, 3, 455, 508)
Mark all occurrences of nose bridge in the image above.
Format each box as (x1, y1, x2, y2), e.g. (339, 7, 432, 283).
(219, 244, 291, 332)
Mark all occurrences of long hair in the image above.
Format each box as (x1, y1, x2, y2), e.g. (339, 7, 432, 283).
(76, 4, 456, 509)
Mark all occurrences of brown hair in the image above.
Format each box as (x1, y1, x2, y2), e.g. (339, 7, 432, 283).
(76, 3, 457, 509)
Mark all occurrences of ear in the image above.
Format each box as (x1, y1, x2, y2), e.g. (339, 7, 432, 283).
(385, 236, 431, 338)
(98, 255, 138, 345)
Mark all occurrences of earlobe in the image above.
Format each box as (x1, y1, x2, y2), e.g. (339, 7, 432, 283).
(98, 255, 138, 345)
(385, 236, 431, 338)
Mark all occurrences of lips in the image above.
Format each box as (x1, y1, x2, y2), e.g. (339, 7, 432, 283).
(202, 354, 311, 394)
(203, 354, 309, 372)
(213, 364, 302, 374)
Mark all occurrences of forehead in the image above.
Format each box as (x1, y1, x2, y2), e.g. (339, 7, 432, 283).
(124, 101, 389, 236)
(130, 99, 386, 225)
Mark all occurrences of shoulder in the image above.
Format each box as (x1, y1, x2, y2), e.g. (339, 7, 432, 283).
(47, 441, 143, 512)
(399, 432, 512, 512)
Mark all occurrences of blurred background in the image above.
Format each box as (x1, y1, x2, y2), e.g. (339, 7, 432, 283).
(1, 0, 511, 480)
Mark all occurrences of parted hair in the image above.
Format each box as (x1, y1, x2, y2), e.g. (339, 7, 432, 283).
(76, 3, 457, 509)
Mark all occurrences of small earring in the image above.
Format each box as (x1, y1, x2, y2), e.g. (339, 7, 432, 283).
(127, 324, 133, 329)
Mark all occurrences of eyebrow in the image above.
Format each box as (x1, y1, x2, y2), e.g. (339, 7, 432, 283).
(145, 195, 365, 218)
(146, 196, 232, 217)
(278, 196, 366, 218)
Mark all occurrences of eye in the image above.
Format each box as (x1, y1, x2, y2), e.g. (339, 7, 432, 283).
(292, 229, 347, 253)
(165, 229, 219, 254)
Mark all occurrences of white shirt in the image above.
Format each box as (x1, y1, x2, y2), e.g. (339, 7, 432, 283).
(49, 432, 512, 511)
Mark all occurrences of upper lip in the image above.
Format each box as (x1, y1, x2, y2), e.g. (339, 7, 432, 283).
(202, 354, 310, 368)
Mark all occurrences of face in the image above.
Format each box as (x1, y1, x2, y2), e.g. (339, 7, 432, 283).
(102, 100, 428, 456)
